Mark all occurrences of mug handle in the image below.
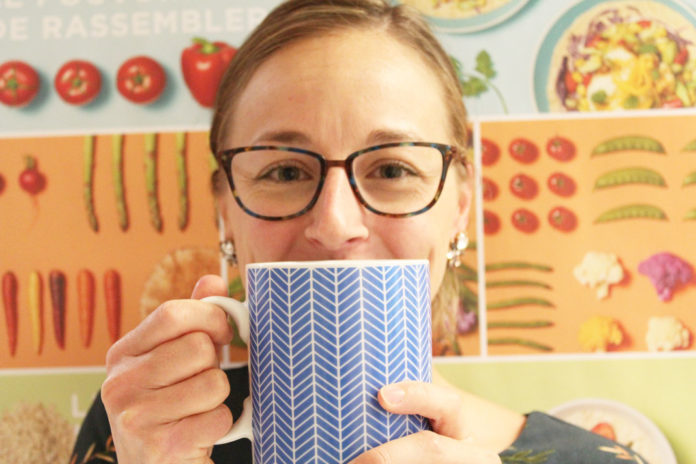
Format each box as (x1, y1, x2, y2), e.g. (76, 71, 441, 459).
(201, 295, 254, 445)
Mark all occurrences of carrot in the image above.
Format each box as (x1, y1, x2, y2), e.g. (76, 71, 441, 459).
(2, 272, 18, 356)
(104, 269, 121, 343)
(77, 269, 95, 348)
(49, 270, 67, 349)
(28, 271, 43, 354)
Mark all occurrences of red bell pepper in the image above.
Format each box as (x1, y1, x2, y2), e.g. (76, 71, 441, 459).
(181, 37, 237, 108)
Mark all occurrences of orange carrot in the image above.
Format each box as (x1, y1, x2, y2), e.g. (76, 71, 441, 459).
(104, 269, 121, 343)
(49, 270, 67, 349)
(2, 272, 18, 357)
(77, 269, 95, 348)
(28, 271, 43, 354)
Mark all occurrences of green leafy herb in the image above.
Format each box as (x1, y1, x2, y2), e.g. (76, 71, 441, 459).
(451, 51, 508, 113)
(475, 50, 495, 79)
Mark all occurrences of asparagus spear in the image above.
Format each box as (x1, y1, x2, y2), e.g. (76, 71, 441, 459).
(83, 135, 98, 232)
(144, 133, 162, 232)
(112, 134, 129, 231)
(175, 132, 189, 230)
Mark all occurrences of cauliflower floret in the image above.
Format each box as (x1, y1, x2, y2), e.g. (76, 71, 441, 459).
(645, 316, 691, 352)
(638, 252, 693, 302)
(573, 251, 625, 299)
(578, 315, 625, 352)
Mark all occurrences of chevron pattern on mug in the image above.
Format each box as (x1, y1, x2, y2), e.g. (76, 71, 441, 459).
(247, 260, 431, 464)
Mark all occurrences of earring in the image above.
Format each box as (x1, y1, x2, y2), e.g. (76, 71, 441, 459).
(446, 231, 469, 268)
(220, 239, 238, 266)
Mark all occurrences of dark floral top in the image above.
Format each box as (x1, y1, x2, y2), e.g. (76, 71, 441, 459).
(71, 366, 647, 464)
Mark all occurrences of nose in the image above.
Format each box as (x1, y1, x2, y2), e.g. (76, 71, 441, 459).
(304, 167, 369, 251)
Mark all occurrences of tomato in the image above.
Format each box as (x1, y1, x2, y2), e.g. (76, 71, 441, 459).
(564, 71, 577, 94)
(482, 177, 499, 201)
(675, 48, 689, 66)
(481, 138, 500, 166)
(547, 172, 576, 197)
(116, 56, 166, 104)
(0, 60, 40, 107)
(591, 422, 616, 441)
(0, 173, 5, 195)
(548, 206, 577, 232)
(483, 209, 501, 235)
(508, 138, 539, 164)
(546, 136, 576, 162)
(511, 208, 539, 233)
(509, 173, 538, 200)
(54, 60, 102, 105)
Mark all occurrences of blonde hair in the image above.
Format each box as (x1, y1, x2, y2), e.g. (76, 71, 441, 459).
(210, 0, 471, 354)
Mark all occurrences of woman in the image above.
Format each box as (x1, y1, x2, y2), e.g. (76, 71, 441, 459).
(72, 1, 645, 463)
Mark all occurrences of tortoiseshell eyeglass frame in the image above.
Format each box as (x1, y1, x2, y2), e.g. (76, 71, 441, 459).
(215, 141, 464, 221)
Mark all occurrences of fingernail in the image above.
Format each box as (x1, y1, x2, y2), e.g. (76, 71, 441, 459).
(380, 385, 405, 405)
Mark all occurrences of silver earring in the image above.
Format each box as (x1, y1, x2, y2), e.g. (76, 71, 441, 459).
(220, 240, 238, 266)
(446, 231, 469, 268)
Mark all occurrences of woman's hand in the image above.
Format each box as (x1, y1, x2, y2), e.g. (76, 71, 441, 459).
(100, 275, 234, 464)
(348, 379, 524, 464)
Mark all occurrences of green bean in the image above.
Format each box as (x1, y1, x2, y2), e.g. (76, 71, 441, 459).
(591, 135, 665, 155)
(682, 139, 696, 151)
(594, 167, 666, 189)
(487, 297, 554, 310)
(83, 135, 98, 232)
(112, 135, 128, 231)
(486, 279, 551, 289)
(485, 262, 553, 272)
(682, 171, 696, 187)
(488, 320, 553, 328)
(685, 209, 696, 221)
(176, 132, 188, 231)
(487, 337, 553, 351)
(594, 204, 667, 223)
(144, 133, 162, 232)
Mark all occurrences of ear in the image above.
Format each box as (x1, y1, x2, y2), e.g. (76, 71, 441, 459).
(451, 160, 473, 237)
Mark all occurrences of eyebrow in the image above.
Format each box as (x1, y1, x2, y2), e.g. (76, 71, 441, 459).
(252, 130, 311, 146)
(251, 127, 423, 147)
(366, 128, 423, 145)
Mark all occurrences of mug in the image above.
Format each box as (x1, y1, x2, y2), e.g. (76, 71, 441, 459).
(203, 259, 432, 463)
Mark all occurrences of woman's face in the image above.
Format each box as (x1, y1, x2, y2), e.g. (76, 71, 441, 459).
(219, 29, 471, 294)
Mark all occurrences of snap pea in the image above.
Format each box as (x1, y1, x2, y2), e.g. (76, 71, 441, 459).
(682, 171, 696, 187)
(485, 262, 553, 272)
(685, 209, 696, 221)
(594, 167, 666, 189)
(591, 135, 665, 155)
(486, 279, 552, 289)
(682, 139, 696, 151)
(594, 204, 667, 223)
(487, 297, 554, 310)
(487, 337, 552, 352)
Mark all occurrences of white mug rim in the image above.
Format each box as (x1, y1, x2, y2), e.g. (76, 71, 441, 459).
(246, 259, 429, 270)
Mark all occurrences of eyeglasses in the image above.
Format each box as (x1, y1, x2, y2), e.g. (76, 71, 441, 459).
(215, 142, 463, 221)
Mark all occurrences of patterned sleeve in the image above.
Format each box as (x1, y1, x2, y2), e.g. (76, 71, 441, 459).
(499, 412, 649, 464)
(70, 391, 116, 464)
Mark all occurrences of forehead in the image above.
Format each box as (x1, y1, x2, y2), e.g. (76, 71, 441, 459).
(226, 29, 451, 148)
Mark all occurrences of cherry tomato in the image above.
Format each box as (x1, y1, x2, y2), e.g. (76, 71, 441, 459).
(18, 155, 46, 195)
(547, 172, 576, 197)
(482, 177, 499, 201)
(511, 208, 539, 233)
(591, 422, 616, 441)
(509, 173, 538, 200)
(546, 136, 576, 162)
(116, 55, 166, 104)
(483, 209, 501, 235)
(508, 138, 539, 164)
(548, 206, 577, 232)
(0, 60, 40, 107)
(54, 60, 102, 105)
(481, 138, 500, 166)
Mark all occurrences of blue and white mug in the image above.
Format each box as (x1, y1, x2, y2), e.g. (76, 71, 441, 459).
(203, 259, 432, 463)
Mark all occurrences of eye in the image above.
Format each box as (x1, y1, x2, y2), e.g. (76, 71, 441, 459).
(256, 162, 312, 182)
(369, 161, 419, 179)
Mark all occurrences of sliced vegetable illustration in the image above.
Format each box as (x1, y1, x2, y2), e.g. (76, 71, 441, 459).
(176, 132, 189, 230)
(49, 270, 67, 349)
(77, 269, 95, 348)
(488, 320, 553, 329)
(591, 135, 665, 155)
(2, 272, 18, 356)
(486, 279, 551, 289)
(112, 134, 129, 231)
(682, 171, 696, 187)
(487, 297, 554, 310)
(104, 269, 121, 343)
(488, 337, 552, 351)
(594, 204, 667, 223)
(28, 271, 43, 354)
(485, 262, 553, 272)
(83, 135, 98, 232)
(685, 209, 696, 220)
(594, 167, 666, 189)
(144, 133, 162, 232)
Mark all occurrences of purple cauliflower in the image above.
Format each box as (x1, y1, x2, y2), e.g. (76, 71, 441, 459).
(638, 252, 693, 302)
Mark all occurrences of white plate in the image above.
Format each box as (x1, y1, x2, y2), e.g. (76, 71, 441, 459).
(550, 398, 677, 464)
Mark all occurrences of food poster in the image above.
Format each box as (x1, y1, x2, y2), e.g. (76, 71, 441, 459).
(1, 0, 696, 463)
